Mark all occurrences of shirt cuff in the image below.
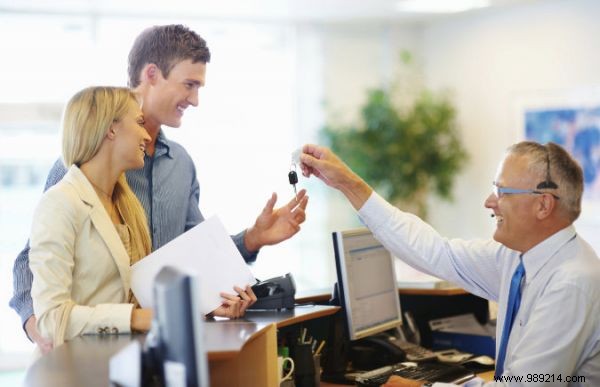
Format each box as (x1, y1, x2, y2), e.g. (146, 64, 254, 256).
(233, 230, 259, 263)
(91, 303, 134, 335)
(20, 308, 35, 340)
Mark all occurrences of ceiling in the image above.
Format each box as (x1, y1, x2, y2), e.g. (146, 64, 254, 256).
(0, 0, 539, 23)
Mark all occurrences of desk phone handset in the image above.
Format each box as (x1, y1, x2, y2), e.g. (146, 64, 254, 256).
(350, 335, 407, 370)
(350, 334, 438, 369)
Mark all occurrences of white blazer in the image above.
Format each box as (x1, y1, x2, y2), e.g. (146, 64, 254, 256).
(30, 165, 134, 344)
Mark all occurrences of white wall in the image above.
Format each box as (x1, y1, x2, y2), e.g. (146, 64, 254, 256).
(317, 21, 423, 223)
(421, 0, 600, 246)
(317, 0, 600, 251)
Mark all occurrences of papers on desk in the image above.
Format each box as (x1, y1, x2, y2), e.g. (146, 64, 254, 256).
(393, 257, 455, 289)
(429, 314, 494, 336)
(429, 314, 496, 357)
(131, 216, 256, 315)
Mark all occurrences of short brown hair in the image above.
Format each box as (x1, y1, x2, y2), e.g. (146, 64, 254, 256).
(128, 24, 211, 88)
(507, 141, 584, 222)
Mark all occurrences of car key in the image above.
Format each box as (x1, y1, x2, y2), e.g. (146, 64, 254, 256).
(288, 167, 298, 201)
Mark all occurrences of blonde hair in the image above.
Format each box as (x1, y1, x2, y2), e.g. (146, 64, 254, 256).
(62, 86, 152, 259)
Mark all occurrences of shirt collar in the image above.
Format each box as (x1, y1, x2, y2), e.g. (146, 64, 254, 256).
(153, 129, 172, 159)
(521, 225, 577, 283)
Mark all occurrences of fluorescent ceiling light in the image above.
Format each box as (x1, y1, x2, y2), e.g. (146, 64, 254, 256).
(396, 0, 491, 13)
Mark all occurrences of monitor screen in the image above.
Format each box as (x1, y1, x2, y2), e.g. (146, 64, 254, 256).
(333, 228, 403, 341)
(153, 266, 209, 387)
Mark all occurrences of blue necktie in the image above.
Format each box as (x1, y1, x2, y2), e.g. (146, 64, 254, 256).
(495, 260, 525, 377)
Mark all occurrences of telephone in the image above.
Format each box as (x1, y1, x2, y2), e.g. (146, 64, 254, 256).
(349, 335, 407, 370)
(247, 273, 296, 310)
(350, 334, 438, 370)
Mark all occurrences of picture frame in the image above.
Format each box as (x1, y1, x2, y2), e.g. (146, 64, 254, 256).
(514, 87, 600, 253)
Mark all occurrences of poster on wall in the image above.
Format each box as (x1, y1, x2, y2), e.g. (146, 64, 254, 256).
(515, 87, 600, 253)
(524, 107, 600, 199)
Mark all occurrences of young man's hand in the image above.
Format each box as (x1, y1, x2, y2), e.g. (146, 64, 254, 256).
(244, 190, 308, 252)
(25, 315, 53, 355)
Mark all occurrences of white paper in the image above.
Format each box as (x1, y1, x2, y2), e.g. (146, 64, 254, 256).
(428, 313, 492, 336)
(393, 257, 454, 289)
(131, 216, 256, 315)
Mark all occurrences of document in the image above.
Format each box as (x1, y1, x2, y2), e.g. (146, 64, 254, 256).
(131, 216, 256, 315)
(429, 314, 494, 336)
(393, 258, 455, 289)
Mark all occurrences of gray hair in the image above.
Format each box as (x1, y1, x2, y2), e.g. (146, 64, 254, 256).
(507, 141, 583, 222)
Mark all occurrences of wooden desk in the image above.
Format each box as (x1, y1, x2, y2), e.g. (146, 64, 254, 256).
(296, 287, 467, 304)
(24, 305, 339, 387)
(320, 370, 495, 386)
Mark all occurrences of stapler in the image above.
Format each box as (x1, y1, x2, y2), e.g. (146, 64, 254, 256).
(248, 273, 296, 310)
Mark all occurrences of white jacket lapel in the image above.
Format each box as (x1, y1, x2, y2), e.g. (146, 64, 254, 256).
(64, 166, 132, 295)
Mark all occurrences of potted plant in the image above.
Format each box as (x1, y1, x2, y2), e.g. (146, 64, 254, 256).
(322, 84, 467, 218)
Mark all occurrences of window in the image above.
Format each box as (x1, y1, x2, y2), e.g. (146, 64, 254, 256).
(0, 13, 343, 364)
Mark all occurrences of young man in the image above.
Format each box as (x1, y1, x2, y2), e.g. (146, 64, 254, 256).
(300, 142, 600, 386)
(11, 24, 309, 353)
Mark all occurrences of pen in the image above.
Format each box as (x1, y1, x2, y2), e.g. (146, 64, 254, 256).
(315, 340, 326, 356)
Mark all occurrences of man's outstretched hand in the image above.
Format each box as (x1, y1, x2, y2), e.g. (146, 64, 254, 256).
(244, 189, 308, 252)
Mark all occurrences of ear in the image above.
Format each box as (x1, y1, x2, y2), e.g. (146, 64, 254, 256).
(106, 122, 118, 140)
(140, 63, 161, 85)
(535, 194, 556, 220)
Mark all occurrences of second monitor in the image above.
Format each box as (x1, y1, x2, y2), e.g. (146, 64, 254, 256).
(333, 228, 403, 341)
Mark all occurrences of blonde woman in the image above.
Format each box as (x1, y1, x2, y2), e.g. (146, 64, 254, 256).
(30, 86, 153, 347)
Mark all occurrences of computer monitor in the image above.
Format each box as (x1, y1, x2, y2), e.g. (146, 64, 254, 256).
(333, 228, 403, 341)
(153, 266, 209, 387)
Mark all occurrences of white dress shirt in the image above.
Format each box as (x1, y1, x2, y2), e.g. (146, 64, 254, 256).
(358, 192, 600, 386)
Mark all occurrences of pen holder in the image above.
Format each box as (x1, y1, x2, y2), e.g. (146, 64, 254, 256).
(290, 343, 316, 387)
(313, 354, 321, 386)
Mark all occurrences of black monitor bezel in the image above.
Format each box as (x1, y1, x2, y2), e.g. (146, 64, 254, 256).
(332, 228, 403, 341)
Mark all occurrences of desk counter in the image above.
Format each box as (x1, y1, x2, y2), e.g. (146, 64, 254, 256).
(295, 286, 467, 304)
(24, 305, 339, 387)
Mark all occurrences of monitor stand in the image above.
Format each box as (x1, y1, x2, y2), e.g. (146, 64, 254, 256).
(320, 307, 352, 384)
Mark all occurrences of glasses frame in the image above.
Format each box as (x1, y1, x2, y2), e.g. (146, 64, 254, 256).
(492, 182, 560, 200)
(492, 145, 561, 200)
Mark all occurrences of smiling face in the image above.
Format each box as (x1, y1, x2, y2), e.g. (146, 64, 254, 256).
(111, 98, 151, 170)
(141, 59, 206, 131)
(484, 154, 541, 252)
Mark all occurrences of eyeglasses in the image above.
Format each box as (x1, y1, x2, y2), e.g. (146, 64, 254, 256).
(492, 182, 560, 200)
(492, 145, 561, 200)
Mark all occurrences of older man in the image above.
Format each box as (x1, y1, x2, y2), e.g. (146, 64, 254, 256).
(301, 141, 600, 386)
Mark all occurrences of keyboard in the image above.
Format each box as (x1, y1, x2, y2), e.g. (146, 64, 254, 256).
(355, 362, 476, 387)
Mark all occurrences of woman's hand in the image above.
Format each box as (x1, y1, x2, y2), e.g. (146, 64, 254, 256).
(131, 308, 153, 332)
